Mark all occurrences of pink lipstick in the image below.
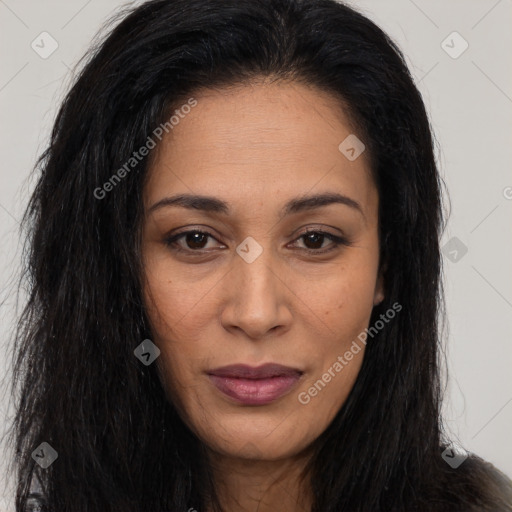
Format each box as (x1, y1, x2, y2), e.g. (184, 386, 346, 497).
(207, 363, 303, 405)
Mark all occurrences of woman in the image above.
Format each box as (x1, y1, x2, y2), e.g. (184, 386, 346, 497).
(8, 0, 512, 510)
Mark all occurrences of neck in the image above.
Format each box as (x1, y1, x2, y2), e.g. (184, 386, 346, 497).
(205, 447, 313, 512)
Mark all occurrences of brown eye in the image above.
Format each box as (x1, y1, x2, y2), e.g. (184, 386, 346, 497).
(183, 232, 209, 249)
(302, 232, 326, 250)
(164, 230, 225, 254)
(293, 230, 349, 254)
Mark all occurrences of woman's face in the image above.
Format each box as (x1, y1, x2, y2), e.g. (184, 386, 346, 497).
(142, 80, 384, 462)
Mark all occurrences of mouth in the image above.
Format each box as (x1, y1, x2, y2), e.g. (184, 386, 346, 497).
(206, 363, 304, 405)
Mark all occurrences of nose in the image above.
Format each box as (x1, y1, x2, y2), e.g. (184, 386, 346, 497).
(220, 245, 293, 340)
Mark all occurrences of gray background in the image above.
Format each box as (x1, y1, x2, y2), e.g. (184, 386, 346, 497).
(1, 0, 511, 509)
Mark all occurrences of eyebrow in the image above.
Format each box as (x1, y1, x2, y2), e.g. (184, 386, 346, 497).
(148, 192, 364, 220)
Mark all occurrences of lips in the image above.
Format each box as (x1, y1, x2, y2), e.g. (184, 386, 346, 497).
(208, 363, 303, 379)
(207, 363, 303, 405)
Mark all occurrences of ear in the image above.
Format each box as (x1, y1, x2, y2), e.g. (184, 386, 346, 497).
(373, 263, 386, 306)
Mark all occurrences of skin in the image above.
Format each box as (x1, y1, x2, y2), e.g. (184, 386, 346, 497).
(141, 78, 384, 512)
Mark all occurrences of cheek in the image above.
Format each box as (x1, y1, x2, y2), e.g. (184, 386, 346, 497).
(294, 255, 379, 336)
(142, 246, 224, 354)
(143, 254, 207, 324)
(142, 259, 213, 399)
(290, 257, 377, 410)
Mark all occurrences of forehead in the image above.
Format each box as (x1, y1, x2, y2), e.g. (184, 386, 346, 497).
(144, 81, 376, 212)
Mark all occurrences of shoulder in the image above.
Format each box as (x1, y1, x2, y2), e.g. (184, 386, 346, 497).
(26, 469, 46, 512)
(434, 454, 512, 511)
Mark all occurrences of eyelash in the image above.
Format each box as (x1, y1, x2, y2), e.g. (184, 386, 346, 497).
(164, 228, 350, 256)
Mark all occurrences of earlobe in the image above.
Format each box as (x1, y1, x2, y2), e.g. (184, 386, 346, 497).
(373, 267, 386, 306)
(373, 289, 385, 306)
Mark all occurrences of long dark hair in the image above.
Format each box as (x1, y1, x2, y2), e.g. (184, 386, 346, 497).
(7, 0, 512, 510)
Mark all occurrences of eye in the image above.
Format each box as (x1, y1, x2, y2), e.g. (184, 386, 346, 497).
(164, 230, 225, 253)
(291, 229, 349, 254)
